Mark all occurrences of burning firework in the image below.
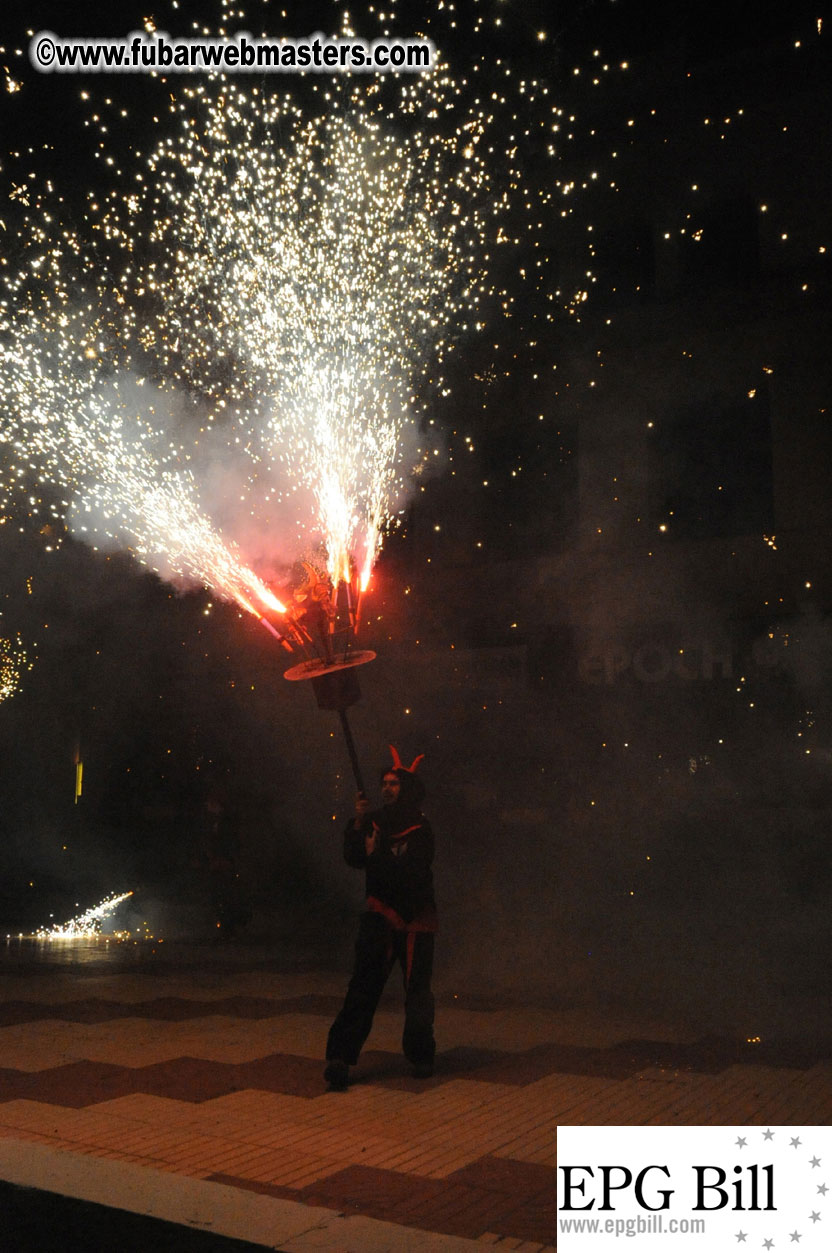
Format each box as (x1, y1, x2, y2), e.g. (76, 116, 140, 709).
(0, 633, 30, 703)
(108, 79, 494, 590)
(0, 0, 518, 617)
(0, 304, 289, 626)
(35, 891, 134, 939)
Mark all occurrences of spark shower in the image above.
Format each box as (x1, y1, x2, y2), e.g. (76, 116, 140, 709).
(0, 0, 527, 619)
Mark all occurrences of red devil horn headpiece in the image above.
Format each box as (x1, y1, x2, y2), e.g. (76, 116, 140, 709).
(389, 745, 425, 774)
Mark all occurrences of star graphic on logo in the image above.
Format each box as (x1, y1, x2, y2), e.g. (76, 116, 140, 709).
(791, 1137, 802, 1149)
(810, 1156, 821, 1168)
(789, 1231, 802, 1242)
(819, 1183, 829, 1196)
(735, 1232, 747, 1243)
(736, 1136, 747, 1148)
(810, 1211, 821, 1223)
(763, 1129, 775, 1141)
(763, 1242, 774, 1251)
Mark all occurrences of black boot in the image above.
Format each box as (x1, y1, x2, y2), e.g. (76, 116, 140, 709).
(324, 1059, 350, 1090)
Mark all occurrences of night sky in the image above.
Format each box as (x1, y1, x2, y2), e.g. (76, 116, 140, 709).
(1, 0, 831, 1028)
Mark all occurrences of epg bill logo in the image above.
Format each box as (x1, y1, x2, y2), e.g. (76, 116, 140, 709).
(561, 1162, 774, 1212)
(557, 1126, 830, 1250)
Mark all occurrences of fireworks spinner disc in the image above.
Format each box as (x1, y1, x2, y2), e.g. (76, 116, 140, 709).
(284, 650, 376, 711)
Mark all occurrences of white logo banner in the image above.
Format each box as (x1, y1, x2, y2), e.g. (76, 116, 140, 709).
(557, 1125, 831, 1251)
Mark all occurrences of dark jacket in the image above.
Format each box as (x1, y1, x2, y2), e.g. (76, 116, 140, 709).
(344, 802, 436, 930)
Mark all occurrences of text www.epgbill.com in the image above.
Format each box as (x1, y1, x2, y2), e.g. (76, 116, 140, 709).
(560, 1215, 707, 1238)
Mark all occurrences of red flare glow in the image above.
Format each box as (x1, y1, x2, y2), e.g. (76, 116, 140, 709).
(242, 568, 287, 614)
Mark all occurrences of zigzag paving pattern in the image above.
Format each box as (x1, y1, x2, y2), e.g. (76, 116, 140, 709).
(0, 967, 830, 1249)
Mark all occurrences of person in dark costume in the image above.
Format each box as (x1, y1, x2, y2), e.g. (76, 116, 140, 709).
(324, 747, 436, 1089)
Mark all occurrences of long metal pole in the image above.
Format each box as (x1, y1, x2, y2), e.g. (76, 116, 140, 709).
(338, 708, 366, 795)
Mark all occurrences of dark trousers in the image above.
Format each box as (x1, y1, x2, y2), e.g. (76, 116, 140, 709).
(326, 911, 435, 1067)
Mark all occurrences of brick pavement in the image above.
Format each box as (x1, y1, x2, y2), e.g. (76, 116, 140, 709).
(0, 961, 830, 1249)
